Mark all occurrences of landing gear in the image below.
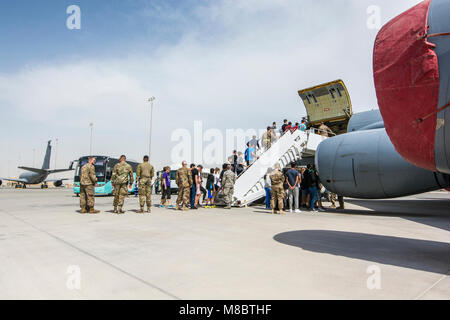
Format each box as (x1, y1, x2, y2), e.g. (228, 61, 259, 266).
(41, 183, 48, 189)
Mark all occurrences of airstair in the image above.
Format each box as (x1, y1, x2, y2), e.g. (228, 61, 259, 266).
(228, 129, 326, 207)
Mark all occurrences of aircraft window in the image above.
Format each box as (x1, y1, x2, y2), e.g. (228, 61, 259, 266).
(336, 87, 342, 97)
(329, 89, 335, 99)
(305, 96, 311, 104)
(309, 94, 317, 103)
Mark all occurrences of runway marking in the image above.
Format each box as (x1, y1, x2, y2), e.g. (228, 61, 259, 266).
(414, 269, 450, 300)
(0, 209, 180, 300)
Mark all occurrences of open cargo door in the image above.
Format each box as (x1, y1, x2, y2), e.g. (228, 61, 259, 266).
(298, 79, 353, 135)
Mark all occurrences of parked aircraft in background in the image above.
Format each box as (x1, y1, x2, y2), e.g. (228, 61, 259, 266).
(0, 140, 74, 189)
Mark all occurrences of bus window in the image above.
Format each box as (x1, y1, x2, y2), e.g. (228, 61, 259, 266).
(74, 156, 107, 182)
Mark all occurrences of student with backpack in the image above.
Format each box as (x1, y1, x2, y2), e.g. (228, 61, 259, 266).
(205, 168, 216, 208)
(305, 164, 320, 212)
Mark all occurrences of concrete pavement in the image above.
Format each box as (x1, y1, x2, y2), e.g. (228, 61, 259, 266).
(0, 188, 449, 299)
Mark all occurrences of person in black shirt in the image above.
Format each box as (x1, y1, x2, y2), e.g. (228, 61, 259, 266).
(305, 164, 320, 212)
(190, 164, 198, 209)
(281, 119, 288, 134)
(205, 168, 216, 207)
(231, 150, 238, 174)
(300, 167, 308, 208)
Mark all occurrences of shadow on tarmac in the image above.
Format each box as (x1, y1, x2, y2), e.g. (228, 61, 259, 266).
(273, 230, 450, 274)
(340, 199, 450, 231)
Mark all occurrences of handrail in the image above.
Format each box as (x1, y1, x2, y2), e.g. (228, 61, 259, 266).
(235, 129, 295, 179)
(232, 128, 329, 180)
(307, 127, 336, 137)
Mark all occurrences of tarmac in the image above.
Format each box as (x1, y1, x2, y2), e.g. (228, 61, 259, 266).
(0, 187, 449, 300)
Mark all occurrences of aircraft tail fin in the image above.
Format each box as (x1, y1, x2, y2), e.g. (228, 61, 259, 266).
(42, 140, 51, 170)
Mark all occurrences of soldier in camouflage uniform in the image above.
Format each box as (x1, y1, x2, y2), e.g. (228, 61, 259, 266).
(175, 161, 193, 211)
(79, 156, 100, 214)
(136, 155, 154, 213)
(222, 163, 236, 209)
(111, 155, 134, 214)
(270, 163, 285, 214)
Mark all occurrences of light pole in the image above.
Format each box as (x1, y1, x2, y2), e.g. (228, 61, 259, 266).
(148, 97, 155, 162)
(89, 123, 94, 156)
(54, 138, 58, 169)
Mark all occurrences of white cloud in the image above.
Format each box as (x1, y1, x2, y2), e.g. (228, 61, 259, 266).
(0, 0, 421, 176)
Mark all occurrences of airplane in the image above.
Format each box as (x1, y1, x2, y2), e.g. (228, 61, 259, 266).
(0, 140, 74, 189)
(308, 0, 450, 199)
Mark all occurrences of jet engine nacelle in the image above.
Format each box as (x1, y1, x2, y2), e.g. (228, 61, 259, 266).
(373, 0, 450, 174)
(316, 128, 450, 199)
(0, 180, 2, 186)
(53, 180, 63, 187)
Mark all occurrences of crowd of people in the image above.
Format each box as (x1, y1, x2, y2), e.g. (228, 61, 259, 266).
(77, 118, 342, 214)
(172, 161, 236, 211)
(226, 118, 310, 177)
(264, 162, 344, 214)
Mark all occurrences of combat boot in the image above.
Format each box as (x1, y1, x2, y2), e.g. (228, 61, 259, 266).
(279, 210, 285, 214)
(118, 207, 125, 214)
(147, 207, 151, 213)
(271, 209, 275, 214)
(136, 207, 144, 213)
(181, 205, 188, 211)
(80, 208, 87, 214)
(175, 203, 180, 210)
(89, 208, 100, 214)
(113, 206, 118, 213)
(225, 205, 231, 209)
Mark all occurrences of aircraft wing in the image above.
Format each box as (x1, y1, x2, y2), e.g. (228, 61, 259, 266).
(0, 177, 28, 183)
(17, 167, 74, 174)
(44, 178, 69, 182)
(47, 169, 74, 174)
(17, 166, 46, 174)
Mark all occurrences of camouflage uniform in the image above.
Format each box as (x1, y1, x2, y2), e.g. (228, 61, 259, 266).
(175, 167, 193, 210)
(111, 161, 134, 211)
(270, 169, 285, 213)
(222, 169, 236, 208)
(319, 124, 332, 137)
(136, 162, 154, 211)
(329, 193, 345, 209)
(79, 163, 97, 212)
(263, 130, 272, 150)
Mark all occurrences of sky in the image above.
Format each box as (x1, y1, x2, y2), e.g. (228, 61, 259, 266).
(0, 0, 421, 179)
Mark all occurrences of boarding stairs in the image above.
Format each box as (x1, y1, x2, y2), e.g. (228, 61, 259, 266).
(228, 129, 326, 207)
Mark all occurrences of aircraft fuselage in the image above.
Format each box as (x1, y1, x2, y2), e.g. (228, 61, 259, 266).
(18, 171, 50, 185)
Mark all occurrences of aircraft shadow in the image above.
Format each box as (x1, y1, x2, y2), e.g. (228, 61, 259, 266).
(273, 230, 450, 274)
(340, 199, 450, 231)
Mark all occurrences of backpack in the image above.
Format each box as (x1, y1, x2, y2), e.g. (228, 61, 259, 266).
(309, 169, 318, 184)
